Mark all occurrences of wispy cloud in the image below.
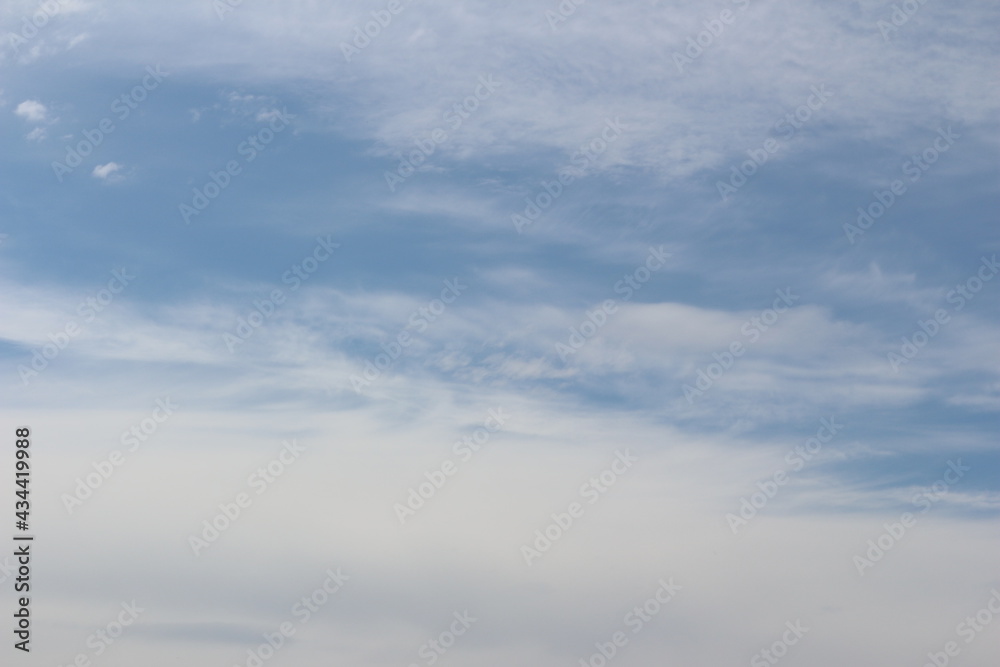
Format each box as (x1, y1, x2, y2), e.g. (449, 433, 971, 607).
(1, 1, 997, 665)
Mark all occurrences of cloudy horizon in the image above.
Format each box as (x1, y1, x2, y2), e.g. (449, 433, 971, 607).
(1, 1, 998, 665)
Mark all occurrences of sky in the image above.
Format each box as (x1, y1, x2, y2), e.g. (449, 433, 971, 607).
(0, 0, 998, 665)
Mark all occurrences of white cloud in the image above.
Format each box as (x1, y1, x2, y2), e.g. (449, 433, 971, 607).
(255, 108, 284, 123)
(10, 398, 1000, 667)
(25, 126, 47, 142)
(11, 1, 997, 181)
(0, 267, 991, 429)
(0, 4, 996, 663)
(91, 161, 123, 180)
(67, 32, 89, 49)
(14, 99, 48, 123)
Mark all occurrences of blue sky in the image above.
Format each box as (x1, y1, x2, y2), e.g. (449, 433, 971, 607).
(1, 1, 998, 665)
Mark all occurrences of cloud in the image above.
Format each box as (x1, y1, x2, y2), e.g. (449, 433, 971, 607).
(67, 33, 89, 49)
(91, 162, 123, 180)
(0, 3, 996, 665)
(14, 99, 48, 123)
(6, 1, 997, 181)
